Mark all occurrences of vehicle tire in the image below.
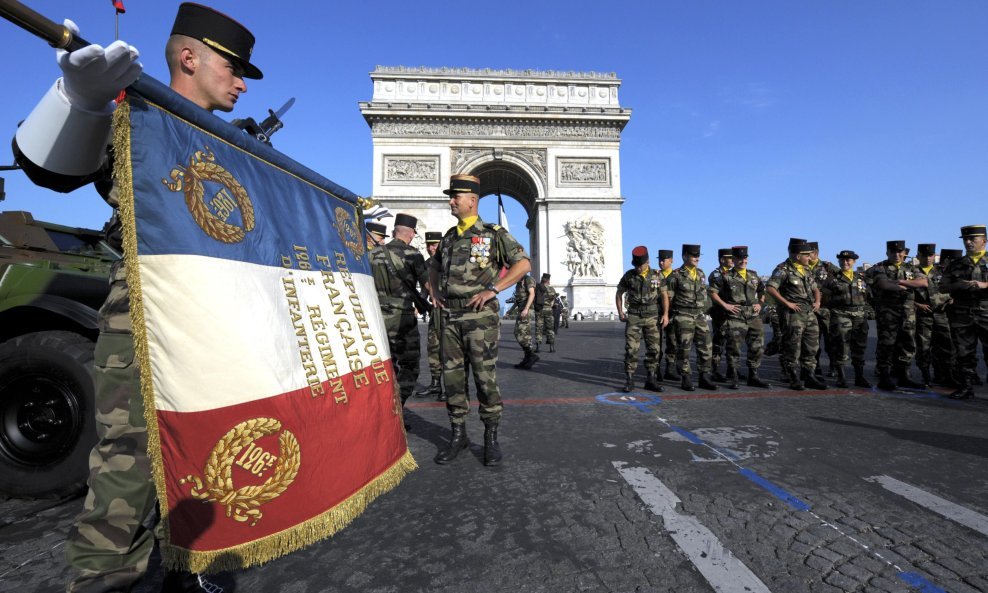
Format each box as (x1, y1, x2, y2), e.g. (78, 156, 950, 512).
(0, 331, 97, 498)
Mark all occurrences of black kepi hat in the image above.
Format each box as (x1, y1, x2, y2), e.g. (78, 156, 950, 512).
(366, 222, 386, 237)
(787, 237, 807, 250)
(443, 174, 481, 196)
(789, 241, 812, 254)
(682, 244, 701, 257)
(631, 245, 648, 266)
(731, 245, 748, 259)
(717, 248, 734, 259)
(807, 241, 819, 252)
(425, 232, 442, 244)
(836, 250, 859, 260)
(940, 248, 963, 261)
(657, 249, 674, 261)
(959, 224, 987, 238)
(917, 243, 936, 257)
(393, 213, 418, 231)
(171, 3, 263, 79)
(886, 240, 906, 252)
(541, 273, 551, 281)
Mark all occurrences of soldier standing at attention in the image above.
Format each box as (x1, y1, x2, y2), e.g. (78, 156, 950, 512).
(766, 241, 826, 390)
(369, 214, 430, 406)
(534, 273, 558, 352)
(913, 243, 949, 387)
(868, 240, 928, 391)
(415, 232, 446, 400)
(12, 4, 265, 590)
(666, 244, 717, 391)
(764, 238, 806, 357)
(821, 250, 872, 388)
(935, 248, 963, 387)
(429, 174, 531, 466)
(709, 246, 770, 389)
(940, 225, 988, 400)
(655, 249, 679, 381)
(708, 248, 734, 382)
(616, 246, 670, 392)
(808, 242, 840, 378)
(513, 273, 538, 369)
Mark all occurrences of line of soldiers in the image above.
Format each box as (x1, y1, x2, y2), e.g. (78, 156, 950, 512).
(617, 226, 988, 400)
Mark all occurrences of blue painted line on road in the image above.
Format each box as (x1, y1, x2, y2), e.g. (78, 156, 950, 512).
(737, 468, 812, 512)
(898, 572, 949, 592)
(595, 393, 662, 413)
(668, 425, 706, 445)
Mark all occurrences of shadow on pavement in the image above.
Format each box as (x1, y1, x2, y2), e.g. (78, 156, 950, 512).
(807, 416, 988, 459)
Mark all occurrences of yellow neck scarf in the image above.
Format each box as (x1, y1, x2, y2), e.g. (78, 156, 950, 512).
(793, 263, 806, 276)
(685, 265, 697, 281)
(921, 265, 933, 275)
(661, 268, 673, 278)
(456, 215, 479, 236)
(972, 251, 986, 264)
(737, 269, 748, 280)
(638, 265, 650, 278)
(843, 270, 854, 281)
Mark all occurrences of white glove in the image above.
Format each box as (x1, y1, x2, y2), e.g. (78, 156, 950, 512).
(56, 19, 142, 113)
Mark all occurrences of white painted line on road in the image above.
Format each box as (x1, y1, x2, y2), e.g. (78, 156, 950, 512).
(613, 462, 774, 593)
(865, 474, 988, 537)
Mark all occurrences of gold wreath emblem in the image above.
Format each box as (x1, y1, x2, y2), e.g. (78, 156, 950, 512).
(180, 417, 300, 526)
(163, 147, 256, 243)
(335, 206, 364, 259)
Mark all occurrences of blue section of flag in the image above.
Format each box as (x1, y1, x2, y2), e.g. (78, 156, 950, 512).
(126, 78, 368, 275)
(737, 468, 811, 511)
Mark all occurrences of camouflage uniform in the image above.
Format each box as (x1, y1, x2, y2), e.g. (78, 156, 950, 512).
(867, 261, 926, 374)
(821, 271, 870, 368)
(513, 274, 536, 351)
(617, 267, 667, 374)
(423, 257, 442, 384)
(369, 238, 429, 403)
(665, 266, 712, 375)
(810, 259, 840, 371)
(431, 218, 528, 425)
(659, 269, 679, 376)
(534, 282, 558, 347)
(915, 264, 952, 383)
(767, 260, 819, 376)
(711, 268, 765, 372)
(708, 266, 731, 375)
(942, 252, 988, 388)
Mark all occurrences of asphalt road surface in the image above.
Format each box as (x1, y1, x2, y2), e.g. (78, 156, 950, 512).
(2, 321, 986, 593)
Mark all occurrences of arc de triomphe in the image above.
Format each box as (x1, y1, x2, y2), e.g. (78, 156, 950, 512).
(358, 66, 631, 316)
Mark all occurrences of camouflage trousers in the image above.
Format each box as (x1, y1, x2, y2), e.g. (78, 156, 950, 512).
(673, 311, 712, 375)
(916, 311, 953, 374)
(624, 313, 661, 373)
(442, 307, 503, 424)
(425, 314, 441, 380)
(710, 313, 727, 367)
(724, 311, 764, 370)
(535, 307, 555, 345)
(662, 320, 678, 369)
(829, 310, 869, 366)
(514, 309, 534, 351)
(68, 261, 158, 593)
(947, 304, 988, 381)
(875, 305, 916, 372)
(779, 308, 819, 373)
(384, 308, 420, 401)
(815, 308, 833, 365)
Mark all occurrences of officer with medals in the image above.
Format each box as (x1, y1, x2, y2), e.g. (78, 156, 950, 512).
(11, 4, 264, 591)
(429, 175, 531, 466)
(940, 225, 988, 399)
(820, 250, 872, 388)
(615, 246, 670, 392)
(709, 246, 771, 389)
(416, 231, 447, 399)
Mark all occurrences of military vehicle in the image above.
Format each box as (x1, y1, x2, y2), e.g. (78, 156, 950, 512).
(0, 210, 117, 498)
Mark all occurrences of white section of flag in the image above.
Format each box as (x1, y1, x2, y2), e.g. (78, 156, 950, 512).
(138, 254, 390, 413)
(497, 196, 510, 232)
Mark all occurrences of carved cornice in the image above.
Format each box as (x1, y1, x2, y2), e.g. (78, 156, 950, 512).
(372, 65, 619, 82)
(368, 117, 624, 141)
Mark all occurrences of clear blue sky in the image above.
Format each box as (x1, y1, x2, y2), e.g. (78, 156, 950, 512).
(1, 0, 985, 274)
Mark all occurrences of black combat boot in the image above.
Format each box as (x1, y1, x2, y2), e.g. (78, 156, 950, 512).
(920, 366, 932, 387)
(644, 371, 664, 392)
(514, 350, 532, 369)
(483, 421, 503, 466)
(681, 372, 695, 391)
(162, 570, 207, 593)
(834, 365, 848, 388)
(972, 372, 983, 386)
(711, 362, 725, 383)
(699, 372, 718, 390)
(664, 362, 681, 381)
(827, 363, 837, 378)
(802, 368, 827, 390)
(787, 368, 805, 391)
(877, 368, 896, 391)
(436, 388, 448, 402)
(725, 367, 739, 390)
(623, 372, 635, 393)
(853, 364, 872, 388)
(747, 368, 770, 388)
(764, 340, 779, 356)
(948, 376, 975, 400)
(814, 365, 825, 379)
(415, 377, 442, 398)
(435, 423, 469, 464)
(896, 365, 927, 389)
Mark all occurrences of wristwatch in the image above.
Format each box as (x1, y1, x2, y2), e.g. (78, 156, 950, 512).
(487, 284, 499, 294)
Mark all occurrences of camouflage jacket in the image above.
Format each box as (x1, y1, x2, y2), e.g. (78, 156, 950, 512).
(665, 266, 710, 313)
(617, 267, 667, 315)
(821, 271, 869, 311)
(867, 260, 926, 307)
(513, 274, 536, 310)
(431, 217, 529, 307)
(943, 254, 988, 306)
(534, 283, 558, 311)
(369, 239, 429, 310)
(767, 260, 817, 307)
(914, 265, 950, 311)
(711, 268, 764, 312)
(809, 260, 840, 287)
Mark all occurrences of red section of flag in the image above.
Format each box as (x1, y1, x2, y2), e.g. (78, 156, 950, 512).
(112, 0, 126, 14)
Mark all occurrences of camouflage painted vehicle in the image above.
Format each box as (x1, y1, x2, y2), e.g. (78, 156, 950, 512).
(0, 210, 117, 497)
